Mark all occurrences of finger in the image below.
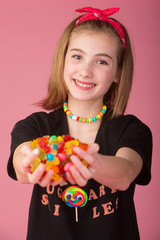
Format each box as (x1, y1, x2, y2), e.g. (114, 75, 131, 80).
(27, 163, 46, 184)
(65, 171, 77, 185)
(69, 164, 87, 187)
(73, 147, 96, 166)
(22, 148, 40, 172)
(38, 169, 54, 187)
(71, 155, 94, 180)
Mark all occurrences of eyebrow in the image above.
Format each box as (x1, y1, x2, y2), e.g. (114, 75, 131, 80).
(70, 48, 112, 60)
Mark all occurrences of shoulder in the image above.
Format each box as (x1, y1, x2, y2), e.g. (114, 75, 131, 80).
(104, 114, 152, 137)
(13, 108, 63, 129)
(11, 108, 66, 139)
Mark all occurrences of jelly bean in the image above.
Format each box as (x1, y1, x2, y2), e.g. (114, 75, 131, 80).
(38, 148, 46, 160)
(53, 144, 57, 150)
(50, 148, 58, 156)
(46, 161, 53, 171)
(70, 140, 79, 146)
(57, 141, 65, 152)
(30, 139, 38, 148)
(81, 159, 88, 167)
(30, 157, 41, 172)
(57, 136, 64, 142)
(57, 153, 66, 161)
(38, 140, 51, 153)
(79, 142, 88, 151)
(42, 137, 49, 144)
(52, 157, 60, 165)
(59, 163, 65, 174)
(52, 173, 62, 181)
(49, 135, 57, 143)
(64, 162, 73, 172)
(36, 137, 43, 143)
(63, 135, 73, 142)
(46, 153, 54, 161)
(50, 165, 59, 174)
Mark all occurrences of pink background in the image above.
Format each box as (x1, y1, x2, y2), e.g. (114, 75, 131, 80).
(0, 0, 159, 239)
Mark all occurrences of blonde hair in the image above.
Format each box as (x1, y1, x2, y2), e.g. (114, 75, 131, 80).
(38, 17, 133, 119)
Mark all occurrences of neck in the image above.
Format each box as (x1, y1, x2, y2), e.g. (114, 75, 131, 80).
(64, 100, 107, 124)
(67, 98, 104, 118)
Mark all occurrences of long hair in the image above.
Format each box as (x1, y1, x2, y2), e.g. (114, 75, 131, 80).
(38, 16, 133, 119)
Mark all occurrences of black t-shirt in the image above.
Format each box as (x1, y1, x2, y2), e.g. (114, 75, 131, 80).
(7, 108, 152, 240)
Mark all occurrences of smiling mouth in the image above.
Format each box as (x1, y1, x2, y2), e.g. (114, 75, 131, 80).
(74, 79, 96, 88)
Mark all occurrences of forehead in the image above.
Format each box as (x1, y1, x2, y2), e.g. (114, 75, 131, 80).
(68, 30, 118, 55)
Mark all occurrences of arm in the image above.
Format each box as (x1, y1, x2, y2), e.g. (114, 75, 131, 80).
(66, 144, 143, 191)
(13, 142, 63, 187)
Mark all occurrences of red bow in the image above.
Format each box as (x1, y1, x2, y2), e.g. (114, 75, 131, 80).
(75, 7, 126, 48)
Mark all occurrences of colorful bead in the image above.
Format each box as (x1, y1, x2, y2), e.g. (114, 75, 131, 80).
(63, 102, 107, 123)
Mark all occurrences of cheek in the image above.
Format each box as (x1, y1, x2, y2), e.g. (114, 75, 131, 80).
(63, 62, 70, 83)
(99, 71, 117, 91)
(64, 60, 74, 79)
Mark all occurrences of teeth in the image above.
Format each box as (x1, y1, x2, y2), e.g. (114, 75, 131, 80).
(75, 80, 95, 88)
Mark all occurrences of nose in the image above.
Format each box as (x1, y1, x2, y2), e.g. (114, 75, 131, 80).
(79, 61, 93, 78)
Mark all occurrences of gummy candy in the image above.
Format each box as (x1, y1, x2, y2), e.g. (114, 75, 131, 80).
(29, 135, 88, 181)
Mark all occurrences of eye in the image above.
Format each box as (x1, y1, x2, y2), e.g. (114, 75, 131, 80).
(66, 193, 72, 199)
(72, 55, 82, 60)
(97, 60, 108, 65)
(77, 195, 82, 201)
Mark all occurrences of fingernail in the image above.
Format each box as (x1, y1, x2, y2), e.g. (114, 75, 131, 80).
(48, 170, 54, 177)
(33, 148, 39, 155)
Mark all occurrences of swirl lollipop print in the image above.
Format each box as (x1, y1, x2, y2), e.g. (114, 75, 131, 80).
(62, 186, 88, 222)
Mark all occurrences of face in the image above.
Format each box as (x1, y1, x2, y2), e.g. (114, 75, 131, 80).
(64, 30, 119, 105)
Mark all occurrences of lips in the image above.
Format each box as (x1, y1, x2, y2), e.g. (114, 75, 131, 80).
(74, 79, 96, 89)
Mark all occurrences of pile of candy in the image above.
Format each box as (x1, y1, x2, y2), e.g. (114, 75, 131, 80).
(29, 135, 88, 181)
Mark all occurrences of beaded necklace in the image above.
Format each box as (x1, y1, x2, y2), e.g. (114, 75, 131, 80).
(63, 102, 107, 123)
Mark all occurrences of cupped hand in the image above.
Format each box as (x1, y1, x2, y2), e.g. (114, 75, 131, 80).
(21, 145, 63, 187)
(65, 143, 100, 186)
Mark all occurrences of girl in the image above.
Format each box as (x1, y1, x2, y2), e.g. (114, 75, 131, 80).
(7, 7, 152, 240)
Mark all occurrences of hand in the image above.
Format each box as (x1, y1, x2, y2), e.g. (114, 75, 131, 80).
(21, 145, 63, 187)
(65, 143, 100, 186)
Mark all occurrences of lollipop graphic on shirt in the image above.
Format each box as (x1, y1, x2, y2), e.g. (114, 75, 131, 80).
(62, 186, 88, 222)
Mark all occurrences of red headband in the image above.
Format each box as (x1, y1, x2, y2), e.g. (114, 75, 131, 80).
(75, 7, 126, 48)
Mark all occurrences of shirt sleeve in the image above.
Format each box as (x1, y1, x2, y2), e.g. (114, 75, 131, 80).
(116, 115, 153, 185)
(7, 114, 41, 180)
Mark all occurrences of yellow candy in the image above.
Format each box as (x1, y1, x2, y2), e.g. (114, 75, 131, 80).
(70, 140, 79, 146)
(52, 157, 60, 165)
(30, 157, 41, 172)
(38, 148, 46, 160)
(30, 139, 38, 148)
(50, 148, 58, 156)
(81, 159, 88, 167)
(46, 161, 53, 171)
(52, 173, 62, 181)
(57, 136, 64, 142)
